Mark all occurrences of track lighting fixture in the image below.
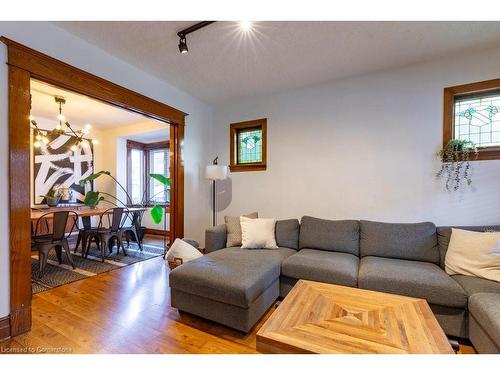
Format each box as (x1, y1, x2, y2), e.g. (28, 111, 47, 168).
(176, 21, 216, 54)
(178, 35, 188, 54)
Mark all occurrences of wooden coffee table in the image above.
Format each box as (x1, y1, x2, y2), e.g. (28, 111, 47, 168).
(257, 280, 453, 354)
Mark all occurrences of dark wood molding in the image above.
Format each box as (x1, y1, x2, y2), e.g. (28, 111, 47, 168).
(0, 37, 187, 125)
(144, 228, 170, 236)
(443, 78, 500, 161)
(229, 118, 267, 172)
(8, 66, 32, 337)
(0, 315, 11, 342)
(1, 37, 186, 338)
(170, 123, 184, 242)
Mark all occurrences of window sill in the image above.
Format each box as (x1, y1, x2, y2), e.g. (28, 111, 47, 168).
(471, 147, 500, 161)
(229, 163, 267, 172)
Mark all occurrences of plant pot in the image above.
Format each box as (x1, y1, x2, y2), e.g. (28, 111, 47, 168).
(46, 196, 61, 207)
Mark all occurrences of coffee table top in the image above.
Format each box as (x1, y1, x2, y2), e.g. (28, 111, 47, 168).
(257, 280, 453, 354)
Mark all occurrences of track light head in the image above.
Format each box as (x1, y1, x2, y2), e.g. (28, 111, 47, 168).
(178, 35, 188, 54)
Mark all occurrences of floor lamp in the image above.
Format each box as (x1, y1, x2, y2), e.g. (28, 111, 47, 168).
(205, 157, 229, 226)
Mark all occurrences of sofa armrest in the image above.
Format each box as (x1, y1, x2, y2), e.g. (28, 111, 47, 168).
(205, 224, 227, 253)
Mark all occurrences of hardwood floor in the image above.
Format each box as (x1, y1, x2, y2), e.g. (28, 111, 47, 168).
(0, 236, 477, 354)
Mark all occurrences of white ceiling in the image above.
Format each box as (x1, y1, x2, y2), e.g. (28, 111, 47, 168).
(126, 129, 169, 143)
(55, 21, 500, 104)
(30, 79, 162, 129)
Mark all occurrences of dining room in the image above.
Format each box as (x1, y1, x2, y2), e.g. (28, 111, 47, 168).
(29, 79, 171, 294)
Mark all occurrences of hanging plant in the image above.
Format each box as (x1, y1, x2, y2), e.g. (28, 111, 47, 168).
(436, 139, 478, 191)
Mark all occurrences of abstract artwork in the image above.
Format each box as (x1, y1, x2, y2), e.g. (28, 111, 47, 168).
(33, 130, 94, 204)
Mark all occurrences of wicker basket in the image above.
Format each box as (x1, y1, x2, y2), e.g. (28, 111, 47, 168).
(167, 248, 204, 270)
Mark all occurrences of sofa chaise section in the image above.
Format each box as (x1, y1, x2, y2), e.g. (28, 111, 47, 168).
(170, 248, 283, 332)
(170, 219, 300, 332)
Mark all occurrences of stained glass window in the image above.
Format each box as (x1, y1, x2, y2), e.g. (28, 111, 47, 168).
(454, 92, 500, 147)
(237, 128, 263, 164)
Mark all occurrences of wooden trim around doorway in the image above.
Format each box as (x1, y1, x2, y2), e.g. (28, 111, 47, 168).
(1, 37, 186, 338)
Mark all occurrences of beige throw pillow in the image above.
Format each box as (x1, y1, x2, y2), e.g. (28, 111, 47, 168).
(225, 212, 258, 247)
(240, 217, 278, 249)
(445, 228, 500, 283)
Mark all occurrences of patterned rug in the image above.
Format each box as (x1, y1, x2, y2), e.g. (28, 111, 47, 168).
(31, 243, 166, 294)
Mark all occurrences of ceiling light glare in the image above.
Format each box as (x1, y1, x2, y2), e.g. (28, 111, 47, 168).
(239, 21, 253, 32)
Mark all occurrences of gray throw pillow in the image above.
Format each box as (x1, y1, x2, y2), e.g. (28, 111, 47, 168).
(225, 212, 258, 247)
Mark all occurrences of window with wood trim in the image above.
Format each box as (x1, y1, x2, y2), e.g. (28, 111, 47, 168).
(444, 79, 500, 160)
(127, 140, 170, 204)
(230, 118, 267, 172)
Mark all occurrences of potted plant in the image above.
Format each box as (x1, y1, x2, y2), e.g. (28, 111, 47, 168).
(79, 171, 170, 240)
(436, 139, 479, 191)
(40, 187, 62, 207)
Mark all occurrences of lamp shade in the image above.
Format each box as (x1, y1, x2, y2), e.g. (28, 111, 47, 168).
(205, 165, 229, 180)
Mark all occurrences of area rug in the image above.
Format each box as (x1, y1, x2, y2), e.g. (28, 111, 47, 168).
(31, 243, 165, 294)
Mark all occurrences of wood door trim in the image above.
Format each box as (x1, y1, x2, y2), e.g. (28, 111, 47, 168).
(443, 78, 500, 160)
(1, 37, 185, 337)
(0, 315, 10, 342)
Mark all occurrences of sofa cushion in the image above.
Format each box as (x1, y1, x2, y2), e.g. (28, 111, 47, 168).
(225, 212, 258, 247)
(452, 275, 500, 296)
(468, 293, 500, 349)
(360, 220, 439, 263)
(282, 249, 359, 287)
(437, 225, 500, 268)
(358, 256, 467, 308)
(299, 216, 359, 256)
(275, 219, 300, 250)
(170, 247, 282, 308)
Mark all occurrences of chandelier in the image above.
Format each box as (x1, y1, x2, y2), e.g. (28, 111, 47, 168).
(31, 95, 98, 150)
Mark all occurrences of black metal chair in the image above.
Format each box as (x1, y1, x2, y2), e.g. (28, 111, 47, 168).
(74, 216, 99, 256)
(32, 211, 78, 279)
(84, 207, 128, 262)
(121, 209, 144, 251)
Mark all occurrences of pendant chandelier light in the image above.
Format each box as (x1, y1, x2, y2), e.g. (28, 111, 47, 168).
(31, 95, 98, 150)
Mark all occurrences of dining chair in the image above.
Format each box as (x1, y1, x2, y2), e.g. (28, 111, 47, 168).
(32, 211, 78, 279)
(31, 208, 50, 237)
(84, 207, 128, 262)
(74, 216, 99, 256)
(121, 210, 144, 252)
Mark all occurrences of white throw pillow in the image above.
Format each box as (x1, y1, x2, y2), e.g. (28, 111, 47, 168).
(445, 228, 500, 283)
(166, 238, 203, 264)
(240, 217, 278, 249)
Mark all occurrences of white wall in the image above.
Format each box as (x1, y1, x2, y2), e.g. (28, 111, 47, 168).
(0, 22, 214, 318)
(212, 46, 500, 226)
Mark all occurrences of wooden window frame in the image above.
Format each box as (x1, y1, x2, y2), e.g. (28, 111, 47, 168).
(126, 140, 170, 206)
(1, 36, 186, 338)
(229, 118, 267, 172)
(444, 78, 500, 161)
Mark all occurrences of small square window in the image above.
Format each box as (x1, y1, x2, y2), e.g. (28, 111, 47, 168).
(444, 79, 500, 161)
(230, 119, 267, 172)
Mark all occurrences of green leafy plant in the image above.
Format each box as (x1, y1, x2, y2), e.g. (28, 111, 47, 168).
(436, 139, 479, 191)
(79, 170, 170, 224)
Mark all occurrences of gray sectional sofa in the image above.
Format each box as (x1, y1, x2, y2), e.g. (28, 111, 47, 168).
(169, 217, 500, 353)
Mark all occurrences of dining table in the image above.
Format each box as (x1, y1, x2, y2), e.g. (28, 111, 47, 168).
(31, 206, 147, 236)
(30, 206, 146, 221)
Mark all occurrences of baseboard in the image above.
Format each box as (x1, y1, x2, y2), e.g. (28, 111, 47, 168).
(0, 315, 11, 342)
(145, 228, 170, 236)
